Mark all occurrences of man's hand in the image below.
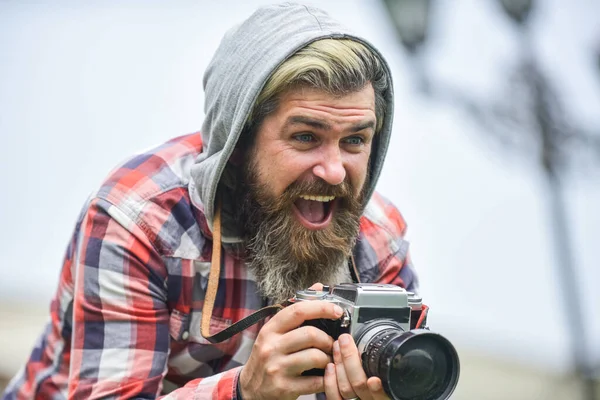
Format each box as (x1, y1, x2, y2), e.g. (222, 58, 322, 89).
(239, 299, 344, 400)
(324, 333, 390, 400)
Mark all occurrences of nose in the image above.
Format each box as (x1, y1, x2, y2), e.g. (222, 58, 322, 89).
(312, 146, 346, 186)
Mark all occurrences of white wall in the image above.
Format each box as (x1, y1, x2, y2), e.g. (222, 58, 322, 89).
(1, 0, 598, 381)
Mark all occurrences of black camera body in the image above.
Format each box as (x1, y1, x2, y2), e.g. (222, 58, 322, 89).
(291, 283, 460, 400)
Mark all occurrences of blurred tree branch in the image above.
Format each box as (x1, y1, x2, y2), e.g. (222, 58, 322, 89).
(381, 1, 599, 399)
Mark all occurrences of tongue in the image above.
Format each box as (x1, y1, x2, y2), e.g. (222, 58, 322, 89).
(294, 199, 325, 223)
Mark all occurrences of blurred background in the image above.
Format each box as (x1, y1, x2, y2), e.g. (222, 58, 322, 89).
(0, 0, 599, 399)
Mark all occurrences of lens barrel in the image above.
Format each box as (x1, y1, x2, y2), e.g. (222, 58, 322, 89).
(359, 326, 459, 400)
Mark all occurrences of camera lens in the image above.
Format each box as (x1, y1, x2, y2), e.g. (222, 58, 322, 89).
(390, 348, 435, 395)
(360, 327, 459, 400)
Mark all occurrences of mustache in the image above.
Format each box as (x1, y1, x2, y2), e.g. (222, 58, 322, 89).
(280, 178, 353, 203)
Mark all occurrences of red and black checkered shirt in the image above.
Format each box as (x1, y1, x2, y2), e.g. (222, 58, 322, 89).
(3, 133, 418, 400)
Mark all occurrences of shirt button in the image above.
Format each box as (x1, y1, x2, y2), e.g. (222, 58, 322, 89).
(182, 331, 189, 340)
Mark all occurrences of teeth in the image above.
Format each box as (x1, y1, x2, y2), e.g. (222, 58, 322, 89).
(299, 195, 335, 202)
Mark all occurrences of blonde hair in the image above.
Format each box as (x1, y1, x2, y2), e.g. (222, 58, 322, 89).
(247, 39, 388, 135)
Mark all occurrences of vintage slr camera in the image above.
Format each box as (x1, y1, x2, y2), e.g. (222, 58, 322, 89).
(292, 283, 460, 400)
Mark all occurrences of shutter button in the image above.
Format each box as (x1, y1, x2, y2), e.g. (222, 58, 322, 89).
(182, 331, 189, 340)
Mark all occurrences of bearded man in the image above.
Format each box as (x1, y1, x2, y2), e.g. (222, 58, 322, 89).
(2, 3, 418, 400)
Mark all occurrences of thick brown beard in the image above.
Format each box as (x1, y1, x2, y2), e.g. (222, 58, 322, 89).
(238, 158, 366, 303)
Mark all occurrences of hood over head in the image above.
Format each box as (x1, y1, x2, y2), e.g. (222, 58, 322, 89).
(189, 2, 395, 243)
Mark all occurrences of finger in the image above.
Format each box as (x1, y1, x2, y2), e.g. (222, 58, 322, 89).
(333, 340, 357, 399)
(266, 300, 343, 334)
(338, 334, 371, 398)
(367, 377, 389, 400)
(309, 282, 324, 290)
(282, 348, 332, 375)
(287, 375, 326, 397)
(279, 325, 335, 354)
(324, 363, 343, 400)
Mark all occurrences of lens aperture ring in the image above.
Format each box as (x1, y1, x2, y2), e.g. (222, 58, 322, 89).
(362, 328, 401, 378)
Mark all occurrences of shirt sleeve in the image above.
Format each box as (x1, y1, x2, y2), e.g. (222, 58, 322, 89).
(371, 201, 420, 294)
(67, 198, 242, 400)
(377, 248, 419, 294)
(160, 367, 243, 400)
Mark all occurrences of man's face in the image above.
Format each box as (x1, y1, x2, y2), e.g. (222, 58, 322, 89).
(239, 84, 377, 302)
(251, 84, 376, 219)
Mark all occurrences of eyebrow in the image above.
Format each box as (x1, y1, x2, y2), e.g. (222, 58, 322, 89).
(286, 116, 375, 133)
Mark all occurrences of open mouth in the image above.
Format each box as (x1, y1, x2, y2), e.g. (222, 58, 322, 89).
(292, 194, 338, 230)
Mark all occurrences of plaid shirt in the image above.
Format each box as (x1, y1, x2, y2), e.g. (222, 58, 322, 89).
(3, 133, 418, 400)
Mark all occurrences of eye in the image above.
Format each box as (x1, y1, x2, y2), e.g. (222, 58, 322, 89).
(294, 133, 315, 143)
(343, 136, 364, 145)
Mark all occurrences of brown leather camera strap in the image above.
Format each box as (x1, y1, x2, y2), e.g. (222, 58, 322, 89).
(201, 202, 288, 343)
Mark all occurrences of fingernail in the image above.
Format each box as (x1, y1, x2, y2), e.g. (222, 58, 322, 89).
(327, 363, 335, 374)
(339, 334, 349, 345)
(333, 305, 343, 315)
(333, 341, 340, 353)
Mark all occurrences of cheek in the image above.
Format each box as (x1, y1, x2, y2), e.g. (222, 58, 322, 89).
(255, 150, 308, 195)
(253, 157, 274, 189)
(347, 153, 371, 189)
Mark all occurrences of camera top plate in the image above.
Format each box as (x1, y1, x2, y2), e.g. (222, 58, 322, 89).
(295, 289, 329, 300)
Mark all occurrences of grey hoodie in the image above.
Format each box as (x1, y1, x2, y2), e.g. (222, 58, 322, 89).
(189, 2, 395, 243)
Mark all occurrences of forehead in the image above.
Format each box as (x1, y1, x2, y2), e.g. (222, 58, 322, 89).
(280, 84, 375, 106)
(275, 85, 376, 122)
